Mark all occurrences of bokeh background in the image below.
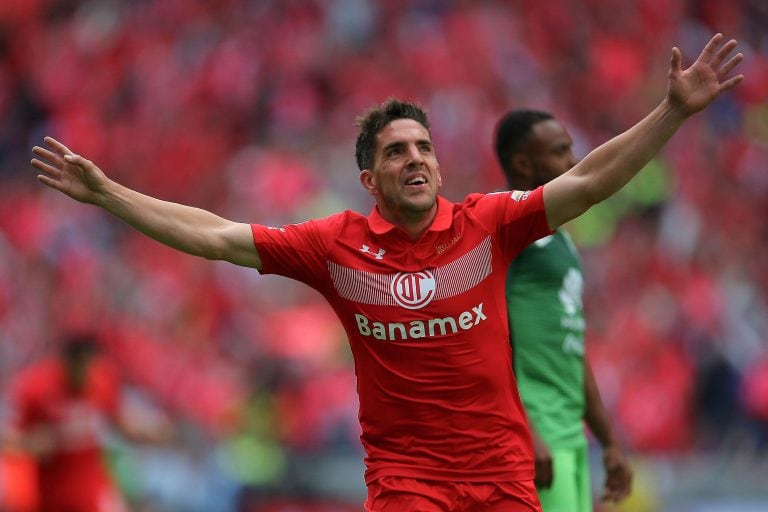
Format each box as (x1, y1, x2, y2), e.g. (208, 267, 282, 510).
(0, 0, 767, 511)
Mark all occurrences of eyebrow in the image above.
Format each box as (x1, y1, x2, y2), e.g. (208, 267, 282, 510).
(382, 141, 404, 153)
(382, 139, 433, 153)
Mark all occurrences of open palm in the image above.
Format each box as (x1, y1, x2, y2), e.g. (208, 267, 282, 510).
(668, 33, 744, 116)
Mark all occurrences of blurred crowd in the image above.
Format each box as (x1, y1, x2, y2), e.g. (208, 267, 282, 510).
(0, 0, 766, 510)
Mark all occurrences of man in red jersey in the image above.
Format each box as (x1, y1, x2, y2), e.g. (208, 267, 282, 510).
(30, 35, 742, 511)
(5, 334, 173, 512)
(6, 334, 128, 512)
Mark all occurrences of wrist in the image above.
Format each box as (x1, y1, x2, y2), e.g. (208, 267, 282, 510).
(659, 96, 694, 123)
(93, 178, 121, 209)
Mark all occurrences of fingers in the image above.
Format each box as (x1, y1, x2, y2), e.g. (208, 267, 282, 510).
(719, 73, 745, 92)
(43, 136, 75, 157)
(32, 142, 89, 174)
(601, 466, 633, 503)
(36, 174, 65, 192)
(718, 52, 744, 80)
(698, 33, 724, 62)
(710, 38, 738, 69)
(603, 485, 631, 502)
(698, 35, 743, 86)
(63, 153, 93, 170)
(31, 158, 63, 179)
(670, 47, 682, 75)
(32, 145, 63, 167)
(605, 477, 632, 501)
(32, 139, 90, 171)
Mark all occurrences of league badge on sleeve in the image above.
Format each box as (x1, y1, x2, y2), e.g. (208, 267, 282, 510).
(510, 190, 530, 202)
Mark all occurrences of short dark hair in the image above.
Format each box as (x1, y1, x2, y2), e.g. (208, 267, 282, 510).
(61, 333, 99, 363)
(355, 98, 430, 171)
(494, 109, 553, 186)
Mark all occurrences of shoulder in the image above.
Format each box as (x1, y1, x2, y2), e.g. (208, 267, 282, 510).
(256, 210, 359, 237)
(454, 192, 500, 214)
(460, 190, 540, 208)
(456, 189, 543, 221)
(313, 210, 369, 238)
(12, 360, 61, 398)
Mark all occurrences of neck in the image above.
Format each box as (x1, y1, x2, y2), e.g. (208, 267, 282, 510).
(381, 203, 438, 241)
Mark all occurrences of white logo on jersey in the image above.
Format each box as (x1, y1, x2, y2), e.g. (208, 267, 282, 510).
(360, 244, 386, 260)
(559, 267, 585, 355)
(559, 268, 583, 315)
(355, 303, 487, 341)
(390, 270, 436, 309)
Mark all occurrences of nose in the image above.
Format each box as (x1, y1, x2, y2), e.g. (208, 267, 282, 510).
(406, 144, 424, 167)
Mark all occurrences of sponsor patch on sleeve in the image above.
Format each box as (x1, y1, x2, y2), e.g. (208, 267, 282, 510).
(510, 190, 531, 202)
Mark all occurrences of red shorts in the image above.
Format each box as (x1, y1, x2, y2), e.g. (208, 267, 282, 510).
(365, 476, 542, 512)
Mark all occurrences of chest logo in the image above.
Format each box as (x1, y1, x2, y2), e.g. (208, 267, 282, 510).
(390, 270, 436, 309)
(360, 244, 386, 260)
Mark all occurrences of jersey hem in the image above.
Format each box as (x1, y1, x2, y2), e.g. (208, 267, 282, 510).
(364, 464, 535, 485)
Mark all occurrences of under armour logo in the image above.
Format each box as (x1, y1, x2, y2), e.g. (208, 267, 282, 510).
(360, 244, 386, 260)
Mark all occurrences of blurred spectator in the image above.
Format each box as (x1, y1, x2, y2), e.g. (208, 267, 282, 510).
(1, 332, 172, 512)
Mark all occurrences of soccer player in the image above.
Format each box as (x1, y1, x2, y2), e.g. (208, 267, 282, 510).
(495, 109, 632, 511)
(30, 35, 741, 511)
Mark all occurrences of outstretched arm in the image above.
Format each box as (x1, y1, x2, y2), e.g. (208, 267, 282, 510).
(583, 360, 632, 503)
(543, 33, 744, 229)
(32, 137, 261, 269)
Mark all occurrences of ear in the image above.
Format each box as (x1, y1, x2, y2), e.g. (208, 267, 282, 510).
(511, 154, 534, 184)
(360, 170, 376, 195)
(436, 166, 442, 188)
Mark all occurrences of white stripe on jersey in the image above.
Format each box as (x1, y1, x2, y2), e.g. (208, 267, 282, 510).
(328, 236, 492, 306)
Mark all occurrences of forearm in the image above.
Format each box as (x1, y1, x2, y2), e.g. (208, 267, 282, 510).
(544, 98, 686, 228)
(32, 139, 261, 268)
(578, 98, 684, 203)
(97, 179, 244, 262)
(584, 361, 633, 501)
(583, 360, 619, 448)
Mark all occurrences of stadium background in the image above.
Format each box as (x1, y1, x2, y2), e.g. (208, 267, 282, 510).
(0, 0, 766, 510)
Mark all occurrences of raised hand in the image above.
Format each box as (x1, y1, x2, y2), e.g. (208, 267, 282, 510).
(31, 137, 109, 204)
(668, 33, 744, 117)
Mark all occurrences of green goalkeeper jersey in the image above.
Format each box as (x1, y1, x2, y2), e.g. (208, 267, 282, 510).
(506, 229, 586, 449)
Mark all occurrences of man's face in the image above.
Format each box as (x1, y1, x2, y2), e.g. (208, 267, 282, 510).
(523, 119, 579, 187)
(360, 118, 442, 223)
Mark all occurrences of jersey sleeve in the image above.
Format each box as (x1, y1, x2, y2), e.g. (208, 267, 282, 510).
(251, 215, 341, 289)
(476, 187, 553, 262)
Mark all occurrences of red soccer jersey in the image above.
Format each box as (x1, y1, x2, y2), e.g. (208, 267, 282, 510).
(252, 188, 552, 484)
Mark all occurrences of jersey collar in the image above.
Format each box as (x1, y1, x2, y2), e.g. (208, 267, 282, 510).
(368, 196, 453, 235)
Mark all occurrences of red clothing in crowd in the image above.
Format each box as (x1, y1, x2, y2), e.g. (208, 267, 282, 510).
(10, 356, 126, 512)
(252, 188, 551, 485)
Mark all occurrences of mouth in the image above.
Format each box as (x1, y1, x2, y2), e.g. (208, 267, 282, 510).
(404, 175, 428, 188)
